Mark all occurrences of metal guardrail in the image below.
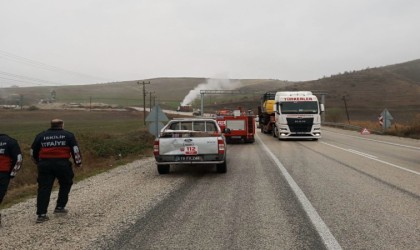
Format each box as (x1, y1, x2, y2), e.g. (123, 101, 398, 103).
(322, 122, 383, 134)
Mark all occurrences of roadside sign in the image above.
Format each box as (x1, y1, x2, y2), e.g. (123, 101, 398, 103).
(146, 105, 168, 137)
(146, 105, 168, 122)
(379, 109, 393, 129)
(360, 128, 370, 135)
(148, 122, 165, 137)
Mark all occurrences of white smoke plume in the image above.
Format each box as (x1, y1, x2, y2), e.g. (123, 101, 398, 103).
(181, 78, 242, 106)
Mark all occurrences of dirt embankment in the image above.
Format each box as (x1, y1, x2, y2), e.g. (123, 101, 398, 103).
(0, 158, 187, 249)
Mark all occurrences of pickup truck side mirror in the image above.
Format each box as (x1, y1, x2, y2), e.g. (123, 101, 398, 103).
(223, 128, 231, 134)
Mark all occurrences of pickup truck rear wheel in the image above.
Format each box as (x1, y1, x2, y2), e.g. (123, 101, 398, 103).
(157, 164, 170, 174)
(216, 161, 227, 173)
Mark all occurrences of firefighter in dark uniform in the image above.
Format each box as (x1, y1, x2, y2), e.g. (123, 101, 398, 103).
(0, 133, 23, 226)
(31, 119, 82, 223)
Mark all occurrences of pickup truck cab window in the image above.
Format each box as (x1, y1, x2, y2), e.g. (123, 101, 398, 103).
(169, 121, 217, 132)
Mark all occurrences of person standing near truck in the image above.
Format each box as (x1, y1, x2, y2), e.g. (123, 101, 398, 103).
(31, 119, 82, 223)
(0, 133, 23, 226)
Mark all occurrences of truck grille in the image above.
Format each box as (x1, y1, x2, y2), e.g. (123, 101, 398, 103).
(286, 118, 313, 132)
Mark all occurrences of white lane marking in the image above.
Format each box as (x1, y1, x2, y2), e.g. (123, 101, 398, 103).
(346, 149, 378, 159)
(256, 134, 342, 250)
(321, 142, 420, 176)
(324, 130, 420, 150)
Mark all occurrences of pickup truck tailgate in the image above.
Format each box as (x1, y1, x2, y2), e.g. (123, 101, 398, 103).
(159, 137, 219, 155)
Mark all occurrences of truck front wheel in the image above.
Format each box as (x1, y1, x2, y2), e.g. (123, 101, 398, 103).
(216, 161, 227, 173)
(157, 164, 170, 174)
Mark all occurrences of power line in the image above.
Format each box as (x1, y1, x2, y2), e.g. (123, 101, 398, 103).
(0, 50, 106, 81)
(0, 76, 47, 86)
(0, 50, 111, 83)
(0, 71, 63, 86)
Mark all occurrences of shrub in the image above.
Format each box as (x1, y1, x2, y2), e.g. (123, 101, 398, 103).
(79, 130, 155, 158)
(27, 105, 39, 111)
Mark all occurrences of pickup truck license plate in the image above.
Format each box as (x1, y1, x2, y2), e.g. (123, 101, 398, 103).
(176, 156, 202, 161)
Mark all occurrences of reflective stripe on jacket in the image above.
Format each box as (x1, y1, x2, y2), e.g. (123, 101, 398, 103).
(31, 128, 82, 164)
(0, 134, 22, 173)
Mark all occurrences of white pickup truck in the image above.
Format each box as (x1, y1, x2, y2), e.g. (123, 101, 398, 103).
(153, 118, 227, 174)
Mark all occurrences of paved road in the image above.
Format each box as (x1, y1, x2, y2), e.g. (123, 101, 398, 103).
(108, 127, 419, 249)
(261, 127, 419, 249)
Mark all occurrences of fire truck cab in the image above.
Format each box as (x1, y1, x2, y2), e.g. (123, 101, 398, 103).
(215, 108, 255, 143)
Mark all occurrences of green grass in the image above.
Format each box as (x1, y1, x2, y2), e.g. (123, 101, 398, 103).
(0, 109, 156, 208)
(337, 119, 420, 139)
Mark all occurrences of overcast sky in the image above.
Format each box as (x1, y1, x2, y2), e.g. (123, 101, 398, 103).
(1, 0, 419, 87)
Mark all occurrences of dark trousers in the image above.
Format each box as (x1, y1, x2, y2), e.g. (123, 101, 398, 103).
(0, 172, 11, 205)
(37, 159, 74, 215)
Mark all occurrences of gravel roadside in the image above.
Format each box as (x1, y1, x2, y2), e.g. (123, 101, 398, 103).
(0, 158, 186, 250)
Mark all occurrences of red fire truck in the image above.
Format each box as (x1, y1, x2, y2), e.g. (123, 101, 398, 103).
(215, 108, 255, 143)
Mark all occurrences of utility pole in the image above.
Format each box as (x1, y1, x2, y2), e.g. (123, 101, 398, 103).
(138, 81, 151, 125)
(149, 91, 154, 110)
(342, 95, 350, 124)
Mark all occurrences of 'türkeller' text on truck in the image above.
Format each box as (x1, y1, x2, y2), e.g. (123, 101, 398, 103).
(272, 91, 324, 140)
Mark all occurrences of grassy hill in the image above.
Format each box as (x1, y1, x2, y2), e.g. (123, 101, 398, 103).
(2, 60, 419, 207)
(293, 59, 420, 123)
(1, 60, 419, 124)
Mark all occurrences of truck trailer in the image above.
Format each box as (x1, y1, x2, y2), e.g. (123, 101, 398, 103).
(257, 91, 276, 135)
(273, 91, 324, 140)
(177, 105, 193, 112)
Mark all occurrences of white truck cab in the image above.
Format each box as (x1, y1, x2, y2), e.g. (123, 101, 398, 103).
(273, 91, 324, 140)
